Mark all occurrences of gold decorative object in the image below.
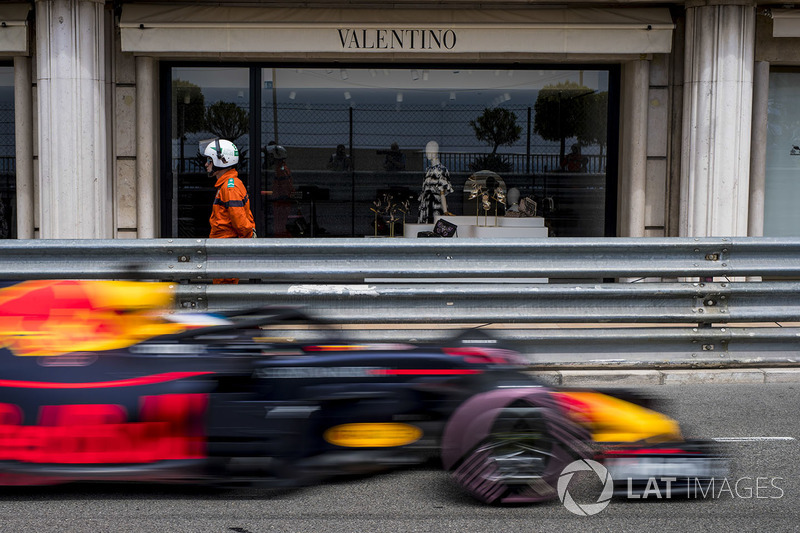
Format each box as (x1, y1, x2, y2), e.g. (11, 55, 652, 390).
(370, 196, 387, 237)
(467, 176, 483, 226)
(467, 172, 506, 227)
(494, 189, 506, 226)
(370, 194, 410, 237)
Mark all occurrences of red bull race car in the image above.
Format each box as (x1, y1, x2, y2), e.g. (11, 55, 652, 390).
(0, 280, 725, 503)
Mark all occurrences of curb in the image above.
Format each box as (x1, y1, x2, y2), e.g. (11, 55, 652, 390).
(528, 368, 800, 386)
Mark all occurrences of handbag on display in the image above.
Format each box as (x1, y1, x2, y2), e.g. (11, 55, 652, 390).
(417, 218, 458, 238)
(433, 218, 457, 237)
(519, 197, 537, 217)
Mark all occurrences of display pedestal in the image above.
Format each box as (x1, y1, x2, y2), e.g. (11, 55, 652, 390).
(403, 215, 548, 238)
(402, 223, 435, 238)
(390, 215, 550, 283)
(435, 215, 546, 228)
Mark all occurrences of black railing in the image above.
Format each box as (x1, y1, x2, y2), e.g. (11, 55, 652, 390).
(173, 152, 606, 175)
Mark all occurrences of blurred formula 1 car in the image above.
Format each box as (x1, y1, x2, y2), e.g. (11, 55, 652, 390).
(0, 280, 725, 503)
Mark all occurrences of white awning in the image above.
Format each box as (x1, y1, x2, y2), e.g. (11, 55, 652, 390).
(772, 9, 800, 38)
(120, 5, 674, 56)
(0, 3, 30, 55)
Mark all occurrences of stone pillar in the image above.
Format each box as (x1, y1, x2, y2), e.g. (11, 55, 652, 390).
(679, 0, 756, 237)
(619, 59, 650, 237)
(748, 60, 769, 237)
(35, 0, 111, 238)
(13, 56, 34, 238)
(135, 56, 158, 238)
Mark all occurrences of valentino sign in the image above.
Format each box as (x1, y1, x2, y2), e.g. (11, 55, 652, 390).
(337, 28, 457, 50)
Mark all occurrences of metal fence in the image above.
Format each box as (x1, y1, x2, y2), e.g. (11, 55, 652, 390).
(174, 152, 606, 175)
(263, 102, 598, 159)
(1, 237, 799, 366)
(430, 151, 605, 174)
(178, 102, 605, 174)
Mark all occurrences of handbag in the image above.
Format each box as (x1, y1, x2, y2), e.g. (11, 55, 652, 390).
(433, 218, 458, 237)
(519, 197, 537, 217)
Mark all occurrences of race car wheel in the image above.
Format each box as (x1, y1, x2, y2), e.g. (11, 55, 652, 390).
(441, 388, 592, 504)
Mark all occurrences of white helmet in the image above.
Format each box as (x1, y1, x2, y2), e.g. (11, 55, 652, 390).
(202, 138, 239, 168)
(266, 143, 287, 160)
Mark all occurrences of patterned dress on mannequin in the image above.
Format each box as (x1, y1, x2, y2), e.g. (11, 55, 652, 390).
(417, 163, 453, 223)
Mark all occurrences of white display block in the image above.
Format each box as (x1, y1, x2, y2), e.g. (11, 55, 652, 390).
(433, 215, 482, 227)
(499, 217, 545, 227)
(432, 214, 548, 238)
(402, 223, 435, 238)
(470, 225, 548, 238)
(435, 214, 545, 227)
(395, 215, 549, 282)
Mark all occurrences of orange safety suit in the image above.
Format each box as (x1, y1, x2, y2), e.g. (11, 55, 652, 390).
(209, 168, 255, 284)
(210, 168, 255, 239)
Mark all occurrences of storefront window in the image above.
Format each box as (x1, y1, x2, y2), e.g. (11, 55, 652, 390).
(168, 67, 250, 238)
(0, 66, 14, 239)
(165, 65, 612, 238)
(765, 70, 800, 236)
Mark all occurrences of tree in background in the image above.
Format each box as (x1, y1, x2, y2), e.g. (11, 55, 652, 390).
(172, 80, 205, 172)
(533, 81, 595, 167)
(205, 101, 249, 142)
(205, 101, 250, 170)
(576, 91, 609, 169)
(469, 107, 522, 173)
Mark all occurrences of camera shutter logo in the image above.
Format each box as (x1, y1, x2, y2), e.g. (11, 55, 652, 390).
(557, 459, 614, 516)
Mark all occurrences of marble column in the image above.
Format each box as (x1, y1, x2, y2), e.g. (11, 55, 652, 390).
(135, 56, 158, 238)
(748, 60, 769, 237)
(680, 0, 756, 237)
(620, 59, 650, 237)
(36, 0, 111, 238)
(13, 56, 34, 238)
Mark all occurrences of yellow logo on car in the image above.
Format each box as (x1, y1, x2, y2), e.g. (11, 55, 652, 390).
(324, 423, 422, 447)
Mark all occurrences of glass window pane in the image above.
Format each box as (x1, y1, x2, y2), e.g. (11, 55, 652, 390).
(765, 70, 800, 236)
(260, 67, 609, 238)
(170, 67, 250, 238)
(0, 66, 14, 239)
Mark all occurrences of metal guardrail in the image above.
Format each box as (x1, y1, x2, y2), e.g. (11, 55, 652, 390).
(0, 237, 799, 281)
(238, 326, 800, 369)
(1, 237, 799, 367)
(173, 281, 800, 324)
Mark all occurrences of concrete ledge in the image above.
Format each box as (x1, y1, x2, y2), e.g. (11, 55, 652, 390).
(660, 369, 765, 385)
(559, 369, 663, 387)
(763, 368, 800, 383)
(527, 371, 562, 386)
(527, 367, 800, 386)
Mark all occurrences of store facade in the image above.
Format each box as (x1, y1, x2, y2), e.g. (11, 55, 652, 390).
(162, 64, 619, 239)
(1, 0, 798, 240)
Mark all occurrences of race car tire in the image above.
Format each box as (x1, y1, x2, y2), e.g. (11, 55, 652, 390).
(441, 387, 592, 504)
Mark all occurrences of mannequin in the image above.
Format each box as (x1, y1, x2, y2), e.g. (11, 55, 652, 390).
(418, 140, 453, 223)
(506, 188, 520, 212)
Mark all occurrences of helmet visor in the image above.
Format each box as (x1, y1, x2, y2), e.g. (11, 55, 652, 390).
(199, 138, 218, 158)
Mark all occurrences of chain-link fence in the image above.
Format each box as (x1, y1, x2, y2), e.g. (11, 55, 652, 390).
(177, 101, 606, 169)
(257, 102, 606, 173)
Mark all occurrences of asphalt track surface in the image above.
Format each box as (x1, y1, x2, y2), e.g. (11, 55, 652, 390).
(0, 382, 797, 532)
